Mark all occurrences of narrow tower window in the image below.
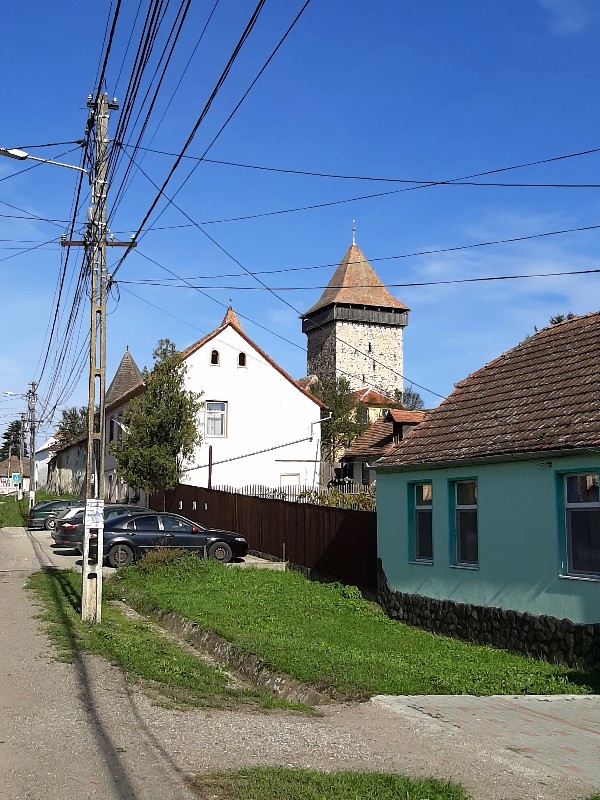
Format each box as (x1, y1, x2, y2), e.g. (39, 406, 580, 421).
(210, 349, 219, 365)
(238, 352, 247, 367)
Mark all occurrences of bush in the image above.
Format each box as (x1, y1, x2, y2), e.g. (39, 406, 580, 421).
(136, 548, 193, 575)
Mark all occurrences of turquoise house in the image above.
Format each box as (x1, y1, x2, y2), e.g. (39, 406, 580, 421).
(375, 314, 600, 664)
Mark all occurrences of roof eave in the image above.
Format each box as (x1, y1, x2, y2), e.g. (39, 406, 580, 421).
(374, 445, 600, 472)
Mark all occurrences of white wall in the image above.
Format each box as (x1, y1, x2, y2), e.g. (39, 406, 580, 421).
(183, 325, 322, 490)
(103, 324, 323, 495)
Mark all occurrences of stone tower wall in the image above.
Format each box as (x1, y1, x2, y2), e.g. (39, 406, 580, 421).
(335, 320, 404, 397)
(306, 319, 404, 396)
(306, 322, 337, 387)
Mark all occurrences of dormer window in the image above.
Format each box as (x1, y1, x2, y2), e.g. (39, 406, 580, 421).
(210, 349, 219, 366)
(238, 352, 247, 367)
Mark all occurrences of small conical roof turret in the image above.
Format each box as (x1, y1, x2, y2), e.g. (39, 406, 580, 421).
(106, 348, 143, 405)
(221, 306, 242, 329)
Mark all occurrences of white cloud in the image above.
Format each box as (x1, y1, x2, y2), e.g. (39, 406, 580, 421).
(536, 0, 593, 35)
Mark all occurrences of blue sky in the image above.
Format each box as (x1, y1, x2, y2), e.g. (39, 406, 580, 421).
(1, 0, 600, 441)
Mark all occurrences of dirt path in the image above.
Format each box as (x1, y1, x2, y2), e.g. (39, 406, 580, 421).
(0, 525, 597, 800)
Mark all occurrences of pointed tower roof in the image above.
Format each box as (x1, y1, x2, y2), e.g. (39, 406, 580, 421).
(105, 348, 143, 406)
(221, 306, 242, 329)
(303, 243, 408, 316)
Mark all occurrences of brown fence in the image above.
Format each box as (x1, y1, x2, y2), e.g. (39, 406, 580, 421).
(151, 484, 377, 591)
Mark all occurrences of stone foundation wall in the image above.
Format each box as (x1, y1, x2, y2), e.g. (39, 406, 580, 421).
(377, 562, 600, 671)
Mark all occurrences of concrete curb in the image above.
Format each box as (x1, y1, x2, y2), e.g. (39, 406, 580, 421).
(153, 610, 328, 706)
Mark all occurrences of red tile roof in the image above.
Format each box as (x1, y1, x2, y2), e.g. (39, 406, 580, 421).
(386, 409, 426, 424)
(352, 387, 395, 405)
(342, 418, 396, 460)
(342, 410, 426, 460)
(303, 243, 409, 316)
(0, 455, 30, 477)
(378, 313, 600, 468)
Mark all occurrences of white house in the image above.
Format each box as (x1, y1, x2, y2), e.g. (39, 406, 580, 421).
(103, 308, 325, 498)
(35, 436, 58, 489)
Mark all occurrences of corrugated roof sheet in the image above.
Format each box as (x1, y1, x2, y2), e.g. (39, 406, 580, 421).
(378, 312, 600, 468)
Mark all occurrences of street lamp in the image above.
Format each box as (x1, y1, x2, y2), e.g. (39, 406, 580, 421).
(0, 147, 87, 174)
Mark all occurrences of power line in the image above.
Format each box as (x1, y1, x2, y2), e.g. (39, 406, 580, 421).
(113, 220, 600, 275)
(109, 0, 270, 282)
(124, 143, 600, 187)
(114, 264, 600, 290)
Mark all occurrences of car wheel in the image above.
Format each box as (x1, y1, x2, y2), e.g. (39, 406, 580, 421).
(107, 544, 134, 568)
(208, 541, 233, 563)
(45, 518, 56, 530)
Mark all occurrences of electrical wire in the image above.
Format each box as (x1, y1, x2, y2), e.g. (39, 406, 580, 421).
(114, 264, 600, 290)
(109, 0, 276, 282)
(125, 143, 600, 187)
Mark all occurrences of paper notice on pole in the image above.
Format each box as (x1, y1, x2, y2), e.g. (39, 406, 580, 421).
(85, 499, 104, 527)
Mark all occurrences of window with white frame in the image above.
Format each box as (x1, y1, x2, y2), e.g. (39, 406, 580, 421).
(414, 483, 433, 562)
(205, 401, 227, 437)
(565, 473, 600, 577)
(454, 480, 478, 566)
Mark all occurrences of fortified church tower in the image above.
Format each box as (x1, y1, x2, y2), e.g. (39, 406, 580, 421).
(301, 240, 409, 398)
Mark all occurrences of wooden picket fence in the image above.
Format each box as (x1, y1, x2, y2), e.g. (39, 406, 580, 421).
(151, 483, 377, 591)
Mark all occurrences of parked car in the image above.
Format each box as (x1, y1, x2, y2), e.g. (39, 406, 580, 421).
(27, 499, 82, 530)
(76, 512, 249, 567)
(52, 504, 149, 547)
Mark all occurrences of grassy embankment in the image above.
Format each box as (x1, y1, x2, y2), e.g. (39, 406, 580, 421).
(112, 552, 600, 698)
(27, 568, 305, 711)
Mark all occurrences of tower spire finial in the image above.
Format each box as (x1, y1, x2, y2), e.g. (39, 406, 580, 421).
(352, 219, 356, 245)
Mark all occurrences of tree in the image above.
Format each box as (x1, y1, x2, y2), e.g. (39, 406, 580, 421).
(313, 377, 368, 461)
(549, 312, 575, 325)
(400, 385, 425, 411)
(0, 419, 27, 460)
(56, 406, 89, 444)
(111, 339, 203, 498)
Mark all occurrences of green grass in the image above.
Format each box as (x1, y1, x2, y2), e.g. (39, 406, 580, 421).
(113, 554, 600, 699)
(0, 491, 76, 528)
(188, 768, 470, 800)
(0, 494, 28, 527)
(27, 568, 306, 711)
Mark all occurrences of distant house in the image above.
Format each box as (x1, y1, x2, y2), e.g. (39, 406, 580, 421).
(0, 455, 30, 495)
(352, 388, 399, 424)
(35, 436, 58, 489)
(104, 308, 326, 498)
(375, 313, 600, 666)
(46, 436, 86, 497)
(341, 409, 425, 486)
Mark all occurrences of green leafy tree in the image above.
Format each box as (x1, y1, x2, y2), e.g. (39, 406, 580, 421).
(111, 339, 203, 498)
(313, 377, 368, 461)
(0, 419, 27, 460)
(56, 406, 89, 444)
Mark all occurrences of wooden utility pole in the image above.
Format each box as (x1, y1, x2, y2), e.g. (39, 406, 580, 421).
(27, 382, 36, 507)
(62, 93, 131, 623)
(18, 412, 25, 501)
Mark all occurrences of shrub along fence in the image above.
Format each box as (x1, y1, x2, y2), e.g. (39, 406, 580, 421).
(150, 484, 377, 591)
